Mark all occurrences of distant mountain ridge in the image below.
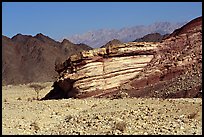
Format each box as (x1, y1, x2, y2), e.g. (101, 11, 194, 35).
(66, 21, 186, 48)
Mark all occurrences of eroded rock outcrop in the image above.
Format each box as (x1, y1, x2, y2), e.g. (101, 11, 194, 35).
(42, 42, 159, 99)
(42, 16, 202, 100)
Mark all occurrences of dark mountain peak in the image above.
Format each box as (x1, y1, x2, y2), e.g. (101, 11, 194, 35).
(34, 33, 41, 36)
(11, 33, 26, 39)
(61, 39, 74, 45)
(11, 33, 32, 43)
(133, 33, 167, 42)
(164, 16, 202, 40)
(34, 33, 52, 42)
(33, 33, 61, 46)
(13, 33, 23, 37)
(35, 33, 47, 38)
(101, 39, 122, 48)
(12, 33, 32, 38)
(76, 43, 93, 50)
(141, 33, 162, 38)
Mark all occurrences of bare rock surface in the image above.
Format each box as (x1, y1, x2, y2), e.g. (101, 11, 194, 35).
(127, 16, 202, 98)
(2, 83, 202, 135)
(42, 16, 202, 100)
(43, 42, 159, 99)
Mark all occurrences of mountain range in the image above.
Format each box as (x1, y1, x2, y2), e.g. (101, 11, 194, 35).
(2, 33, 92, 85)
(1, 21, 187, 85)
(66, 21, 186, 48)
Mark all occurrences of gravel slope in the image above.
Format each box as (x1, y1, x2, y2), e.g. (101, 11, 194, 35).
(2, 82, 202, 135)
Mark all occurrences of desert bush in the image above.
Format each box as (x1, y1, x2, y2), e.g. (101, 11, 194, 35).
(64, 115, 73, 122)
(30, 121, 40, 132)
(91, 104, 97, 108)
(17, 97, 22, 100)
(188, 112, 198, 119)
(29, 84, 46, 100)
(27, 98, 33, 102)
(114, 121, 127, 132)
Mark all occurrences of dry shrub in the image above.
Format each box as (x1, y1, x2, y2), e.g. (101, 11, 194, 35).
(29, 84, 46, 100)
(188, 112, 198, 119)
(64, 115, 73, 122)
(115, 121, 127, 132)
(27, 98, 33, 102)
(91, 104, 97, 108)
(30, 121, 40, 132)
(17, 97, 22, 100)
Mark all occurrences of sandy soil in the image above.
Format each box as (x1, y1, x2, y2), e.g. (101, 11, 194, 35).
(2, 82, 202, 135)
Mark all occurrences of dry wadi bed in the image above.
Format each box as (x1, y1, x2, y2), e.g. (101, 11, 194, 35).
(2, 82, 202, 135)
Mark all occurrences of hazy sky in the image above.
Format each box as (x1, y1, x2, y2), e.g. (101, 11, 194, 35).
(2, 2, 202, 40)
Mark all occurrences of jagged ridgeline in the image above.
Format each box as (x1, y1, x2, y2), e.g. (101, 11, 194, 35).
(2, 33, 92, 85)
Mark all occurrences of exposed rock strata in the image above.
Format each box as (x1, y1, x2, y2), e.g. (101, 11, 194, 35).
(42, 42, 159, 99)
(125, 16, 202, 98)
(42, 16, 202, 99)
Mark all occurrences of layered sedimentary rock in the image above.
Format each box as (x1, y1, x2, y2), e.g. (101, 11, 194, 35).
(42, 16, 202, 100)
(42, 42, 159, 99)
(125, 16, 202, 98)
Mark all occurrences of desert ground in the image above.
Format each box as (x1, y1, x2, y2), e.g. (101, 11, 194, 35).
(2, 82, 202, 135)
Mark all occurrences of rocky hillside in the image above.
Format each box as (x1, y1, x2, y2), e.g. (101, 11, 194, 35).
(2, 33, 92, 85)
(126, 16, 202, 98)
(42, 16, 202, 100)
(133, 33, 169, 42)
(100, 39, 122, 48)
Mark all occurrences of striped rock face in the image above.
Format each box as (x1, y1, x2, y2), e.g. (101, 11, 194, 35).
(41, 16, 202, 100)
(42, 42, 159, 99)
(126, 16, 202, 98)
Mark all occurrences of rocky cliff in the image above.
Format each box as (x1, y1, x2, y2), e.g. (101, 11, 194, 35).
(42, 16, 202, 100)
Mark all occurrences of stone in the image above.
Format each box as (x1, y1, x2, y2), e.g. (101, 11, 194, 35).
(42, 42, 158, 99)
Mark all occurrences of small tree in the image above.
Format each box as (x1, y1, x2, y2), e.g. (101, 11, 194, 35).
(29, 84, 46, 100)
